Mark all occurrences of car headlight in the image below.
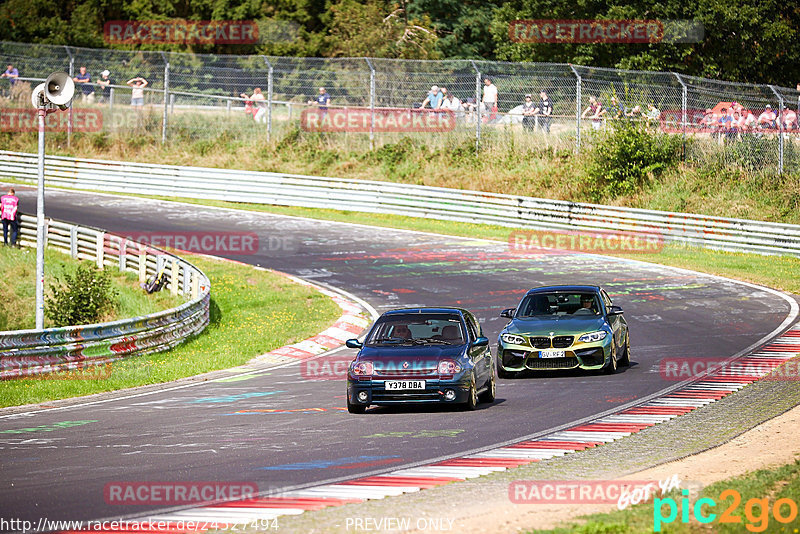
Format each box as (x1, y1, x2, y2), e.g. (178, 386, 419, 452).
(351, 361, 373, 376)
(437, 359, 462, 375)
(578, 331, 608, 343)
(501, 333, 527, 345)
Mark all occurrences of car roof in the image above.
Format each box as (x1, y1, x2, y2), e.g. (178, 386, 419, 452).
(381, 307, 468, 317)
(524, 285, 602, 296)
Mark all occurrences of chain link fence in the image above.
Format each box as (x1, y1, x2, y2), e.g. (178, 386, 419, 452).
(1, 40, 799, 173)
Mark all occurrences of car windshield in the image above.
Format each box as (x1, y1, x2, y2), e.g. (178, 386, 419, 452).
(366, 313, 466, 346)
(517, 292, 601, 317)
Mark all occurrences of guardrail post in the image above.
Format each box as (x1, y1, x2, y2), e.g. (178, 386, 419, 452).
(263, 57, 273, 142)
(96, 232, 104, 269)
(183, 264, 191, 296)
(674, 73, 688, 162)
(161, 52, 169, 144)
(768, 85, 784, 174)
(470, 60, 481, 151)
(171, 259, 180, 295)
(70, 226, 78, 258)
(119, 238, 127, 272)
(138, 245, 147, 282)
(108, 87, 114, 131)
(191, 271, 199, 300)
(366, 58, 375, 150)
(569, 64, 581, 153)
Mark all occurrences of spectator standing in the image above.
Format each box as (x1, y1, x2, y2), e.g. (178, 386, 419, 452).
(626, 105, 643, 121)
(251, 88, 267, 123)
(780, 106, 797, 131)
(581, 96, 604, 130)
(482, 78, 498, 122)
(521, 94, 536, 131)
(1, 64, 18, 85)
(96, 70, 113, 103)
(73, 66, 94, 102)
(535, 90, 553, 133)
(312, 87, 330, 109)
(1, 188, 19, 248)
(421, 85, 443, 109)
(127, 76, 148, 107)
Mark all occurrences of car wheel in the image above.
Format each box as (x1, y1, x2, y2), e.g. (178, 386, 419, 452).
(479, 369, 496, 403)
(464, 375, 479, 410)
(602, 344, 618, 375)
(347, 397, 367, 414)
(619, 335, 631, 367)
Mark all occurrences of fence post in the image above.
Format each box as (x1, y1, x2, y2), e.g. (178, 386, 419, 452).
(674, 73, 688, 162)
(171, 259, 180, 295)
(768, 85, 784, 174)
(64, 46, 74, 148)
(119, 238, 126, 272)
(96, 232, 104, 269)
(108, 87, 114, 131)
(366, 58, 375, 150)
(160, 52, 169, 143)
(263, 57, 273, 142)
(138, 245, 147, 282)
(470, 60, 481, 151)
(569, 64, 581, 152)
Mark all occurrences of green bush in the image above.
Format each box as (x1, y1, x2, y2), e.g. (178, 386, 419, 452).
(45, 263, 119, 327)
(585, 119, 682, 200)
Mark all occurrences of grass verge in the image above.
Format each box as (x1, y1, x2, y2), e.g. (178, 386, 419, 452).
(0, 245, 181, 331)
(527, 459, 800, 533)
(0, 253, 342, 408)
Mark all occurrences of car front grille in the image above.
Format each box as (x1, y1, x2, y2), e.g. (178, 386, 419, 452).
(526, 357, 579, 370)
(374, 369, 436, 377)
(553, 336, 574, 348)
(530, 337, 551, 349)
(372, 391, 442, 402)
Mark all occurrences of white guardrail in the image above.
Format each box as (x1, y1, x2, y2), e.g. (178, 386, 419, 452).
(0, 212, 210, 379)
(1, 150, 799, 257)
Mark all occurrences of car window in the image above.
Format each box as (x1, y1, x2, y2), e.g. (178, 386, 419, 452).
(518, 292, 600, 317)
(366, 313, 466, 345)
(601, 290, 613, 308)
(465, 314, 479, 341)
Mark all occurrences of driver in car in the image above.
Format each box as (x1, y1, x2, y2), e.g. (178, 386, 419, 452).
(393, 324, 413, 339)
(574, 295, 597, 315)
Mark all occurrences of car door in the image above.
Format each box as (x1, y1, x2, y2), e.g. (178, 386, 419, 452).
(465, 312, 490, 385)
(601, 290, 623, 350)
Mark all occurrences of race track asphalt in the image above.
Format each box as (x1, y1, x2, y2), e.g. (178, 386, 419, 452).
(0, 187, 792, 525)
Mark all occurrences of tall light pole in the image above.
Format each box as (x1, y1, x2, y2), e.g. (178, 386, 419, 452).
(30, 72, 74, 329)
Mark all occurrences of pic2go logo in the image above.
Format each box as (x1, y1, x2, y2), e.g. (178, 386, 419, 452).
(654, 489, 799, 532)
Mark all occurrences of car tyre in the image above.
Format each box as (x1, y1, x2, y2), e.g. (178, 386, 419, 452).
(602, 344, 618, 375)
(347, 397, 367, 414)
(464, 375, 479, 410)
(619, 335, 631, 367)
(479, 369, 496, 403)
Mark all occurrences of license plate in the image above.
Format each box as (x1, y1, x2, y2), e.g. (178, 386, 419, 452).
(539, 350, 565, 359)
(385, 380, 426, 390)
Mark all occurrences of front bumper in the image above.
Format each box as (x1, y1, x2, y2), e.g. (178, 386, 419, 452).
(347, 376, 472, 405)
(498, 339, 611, 371)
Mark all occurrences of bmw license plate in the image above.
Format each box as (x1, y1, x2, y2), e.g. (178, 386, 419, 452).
(385, 380, 426, 390)
(539, 350, 565, 359)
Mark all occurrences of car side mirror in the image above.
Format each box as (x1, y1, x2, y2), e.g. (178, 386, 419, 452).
(607, 306, 624, 316)
(345, 339, 363, 349)
(472, 336, 489, 347)
(500, 308, 515, 318)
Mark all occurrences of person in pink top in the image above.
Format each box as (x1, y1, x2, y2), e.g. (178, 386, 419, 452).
(780, 106, 797, 130)
(1, 188, 20, 247)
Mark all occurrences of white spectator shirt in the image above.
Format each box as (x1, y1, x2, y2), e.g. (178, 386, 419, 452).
(483, 84, 498, 103)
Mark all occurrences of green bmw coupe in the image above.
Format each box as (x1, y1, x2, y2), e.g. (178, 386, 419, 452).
(497, 285, 630, 377)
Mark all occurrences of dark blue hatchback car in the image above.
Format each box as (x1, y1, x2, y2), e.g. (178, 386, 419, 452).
(345, 308, 496, 413)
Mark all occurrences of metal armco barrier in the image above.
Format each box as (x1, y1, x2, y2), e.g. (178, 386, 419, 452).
(0, 212, 210, 379)
(1, 150, 799, 257)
